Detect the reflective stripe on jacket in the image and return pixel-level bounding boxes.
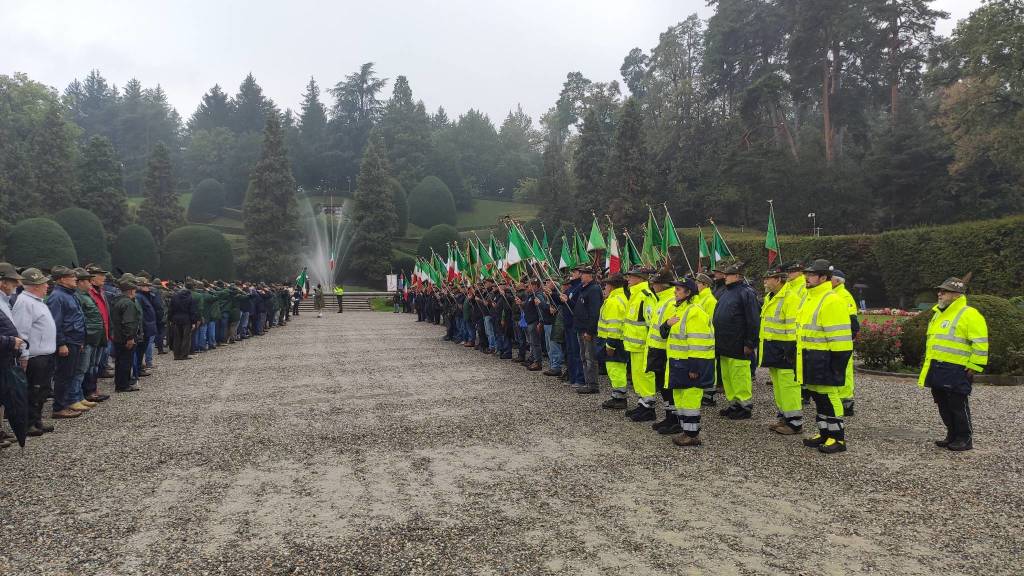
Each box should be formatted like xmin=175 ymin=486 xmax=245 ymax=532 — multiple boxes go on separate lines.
xmin=665 ymin=301 xmax=715 ymax=361
xmin=795 ymin=281 xmax=853 ymax=386
xmin=597 ymin=288 xmax=628 ymax=341
xmin=759 ymin=283 xmax=799 ymax=369
xmin=646 ymin=288 xmax=676 ymax=350
xmin=918 ymin=296 xmax=988 ymax=387
xmin=622 ymin=281 xmax=655 ymax=352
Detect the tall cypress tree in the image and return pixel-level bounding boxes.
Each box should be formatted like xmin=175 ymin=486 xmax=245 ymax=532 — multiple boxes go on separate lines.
xmin=349 ymin=136 xmax=397 ymax=284
xmin=77 ymin=135 xmax=129 ymax=239
xmin=137 ymin=142 xmax=184 ymax=246
xmin=243 ymin=113 xmax=300 ymax=280
xmin=30 ymin=104 xmax=79 ymax=215
xmin=605 ymin=98 xmax=650 ymax=229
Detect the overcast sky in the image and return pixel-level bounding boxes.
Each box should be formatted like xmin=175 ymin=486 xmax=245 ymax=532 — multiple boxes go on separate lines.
xmin=3 ymin=0 xmax=982 ymax=125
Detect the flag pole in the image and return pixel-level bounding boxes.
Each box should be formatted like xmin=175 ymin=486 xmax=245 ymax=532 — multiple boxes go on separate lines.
xmin=663 ymin=203 xmax=694 ymax=277
xmin=708 ymin=217 xmax=734 ymax=257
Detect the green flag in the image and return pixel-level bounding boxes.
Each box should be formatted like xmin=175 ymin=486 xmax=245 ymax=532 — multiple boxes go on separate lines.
xmin=586 ymin=217 xmax=607 ymax=252
xmin=559 ymin=235 xmax=576 ymax=270
xmin=574 ymin=230 xmax=588 ymax=264
xmin=506 ymin=225 xmax=533 ymax=266
xmin=711 ymin=223 xmax=732 ymax=267
xmin=663 ymin=209 xmax=681 ymax=253
xmin=542 ymin=227 xmax=550 ymax=252
xmin=765 ymin=208 xmax=780 ymax=266
xmin=623 ymin=234 xmax=641 ymax=271
xmin=295 ymin=268 xmax=307 ymax=290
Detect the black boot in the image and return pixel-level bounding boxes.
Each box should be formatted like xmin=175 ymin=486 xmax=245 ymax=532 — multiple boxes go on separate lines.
xmin=842 ymin=400 xmax=855 ymax=416
xmin=601 ymin=397 xmax=627 ymax=410
xmin=651 ymin=410 xmax=676 ymax=432
xmin=655 ymin=411 xmax=682 ymax=435
xmin=629 ymin=403 xmax=656 ymax=422
xmin=947 ymin=437 xmax=973 ymax=451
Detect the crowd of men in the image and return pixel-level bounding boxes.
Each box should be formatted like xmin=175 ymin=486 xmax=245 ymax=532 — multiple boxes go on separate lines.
xmin=0 ymin=261 xmax=302 ymax=450
xmin=406 ymin=259 xmax=989 ymax=453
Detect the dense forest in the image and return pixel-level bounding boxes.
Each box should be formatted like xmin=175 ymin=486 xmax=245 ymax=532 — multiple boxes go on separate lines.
xmin=1 ymin=0 xmax=1023 ymax=276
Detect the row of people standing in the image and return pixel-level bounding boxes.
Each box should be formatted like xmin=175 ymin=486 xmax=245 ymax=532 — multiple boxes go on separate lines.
xmin=407 ymin=258 xmax=988 ymax=453
xmin=0 ymin=261 xmax=299 ymax=449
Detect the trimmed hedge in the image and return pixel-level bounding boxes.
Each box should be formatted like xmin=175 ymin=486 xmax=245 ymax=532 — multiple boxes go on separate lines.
xmin=4 ymin=217 xmax=78 ymax=269
xmin=52 ymin=207 xmax=111 ymax=269
xmin=408 ymin=175 xmax=456 ymax=229
xmin=899 ymin=294 xmax=1024 ymax=375
xmin=416 ymin=224 xmax=460 ymax=259
xmin=674 ymin=215 xmax=1024 ymax=307
xmin=161 ymin=225 xmax=235 ymax=280
xmin=187 ymin=178 xmax=226 ymax=222
xmin=112 ymin=224 xmax=160 ymax=274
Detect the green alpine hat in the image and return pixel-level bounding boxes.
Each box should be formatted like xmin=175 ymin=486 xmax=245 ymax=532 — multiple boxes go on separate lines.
xmin=20 ymin=268 xmax=50 ymax=286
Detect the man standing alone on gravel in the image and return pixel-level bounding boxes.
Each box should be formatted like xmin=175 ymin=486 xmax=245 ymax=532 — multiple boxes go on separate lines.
xmin=918 ymin=275 xmax=988 ymax=452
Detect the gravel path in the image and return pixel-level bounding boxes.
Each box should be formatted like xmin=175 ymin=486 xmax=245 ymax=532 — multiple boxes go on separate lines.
xmin=1 ymin=311 xmax=1021 ymax=575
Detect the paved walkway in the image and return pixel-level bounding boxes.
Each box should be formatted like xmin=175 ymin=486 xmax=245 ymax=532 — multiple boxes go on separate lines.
xmin=0 ymin=311 xmax=1021 ymax=575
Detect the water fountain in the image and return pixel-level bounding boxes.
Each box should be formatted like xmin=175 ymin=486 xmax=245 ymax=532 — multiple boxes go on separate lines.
xmin=296 ymin=191 xmax=356 ymax=293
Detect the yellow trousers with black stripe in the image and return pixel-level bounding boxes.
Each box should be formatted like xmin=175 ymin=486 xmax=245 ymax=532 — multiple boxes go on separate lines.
xmin=630 ymin=349 xmax=656 ymax=400
xmin=608 ymin=361 xmax=628 ymax=397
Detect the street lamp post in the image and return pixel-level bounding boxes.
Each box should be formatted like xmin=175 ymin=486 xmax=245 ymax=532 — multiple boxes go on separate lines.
xmin=807 ymin=212 xmax=816 ymax=236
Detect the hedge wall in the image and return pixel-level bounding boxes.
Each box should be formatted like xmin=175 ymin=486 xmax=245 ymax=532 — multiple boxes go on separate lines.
xmin=52 ymin=207 xmax=112 ymax=269
xmin=4 ymin=217 xmax=78 ymax=269
xmin=161 ymin=225 xmax=234 ymax=280
xmin=673 ymin=216 xmax=1024 ymax=307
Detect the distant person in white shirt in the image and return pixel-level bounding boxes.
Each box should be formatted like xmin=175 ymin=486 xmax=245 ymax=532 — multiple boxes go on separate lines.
xmin=12 ymin=268 xmax=60 ymax=433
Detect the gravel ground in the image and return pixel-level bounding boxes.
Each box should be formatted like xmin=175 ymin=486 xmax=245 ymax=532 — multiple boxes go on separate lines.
xmin=0 ymin=311 xmax=1021 ymax=575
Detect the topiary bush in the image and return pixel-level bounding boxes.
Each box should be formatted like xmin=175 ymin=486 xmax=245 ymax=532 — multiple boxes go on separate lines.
xmin=408 ymin=175 xmax=456 ymax=229
xmin=187 ymin=178 xmax=226 ymax=222
xmin=112 ymin=224 xmax=160 ymax=274
xmin=4 ymin=217 xmax=78 ymax=269
xmin=161 ymin=225 xmax=234 ymax=280
xmin=392 ymin=251 xmax=416 ymax=278
xmin=52 ymin=207 xmax=111 ymax=269
xmin=416 ymin=224 xmax=460 ymax=259
xmin=390 ymin=178 xmax=408 ymax=237
xmin=899 ymin=294 xmax=1024 ymax=375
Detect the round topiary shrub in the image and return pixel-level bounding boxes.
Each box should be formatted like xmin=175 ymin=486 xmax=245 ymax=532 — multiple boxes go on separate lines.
xmin=112 ymin=224 xmax=160 ymax=274
xmin=52 ymin=207 xmax=111 ymax=269
xmin=899 ymin=294 xmax=1024 ymax=374
xmin=4 ymin=217 xmax=78 ymax=269
xmin=416 ymin=224 xmax=460 ymax=259
xmin=161 ymin=225 xmax=234 ymax=281
xmin=392 ymin=252 xmax=416 ymax=278
xmin=187 ymin=178 xmax=226 ymax=222
xmin=408 ymin=175 xmax=456 ymax=229
xmin=390 ymin=178 xmax=408 ymax=237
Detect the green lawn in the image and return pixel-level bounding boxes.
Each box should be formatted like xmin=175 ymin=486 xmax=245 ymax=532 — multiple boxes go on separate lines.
xmin=457 ymin=198 xmax=539 ymax=229
xmin=127 ymin=192 xmax=192 ymax=209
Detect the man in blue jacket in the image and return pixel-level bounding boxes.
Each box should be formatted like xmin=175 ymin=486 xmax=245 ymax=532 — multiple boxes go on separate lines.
xmin=712 ymin=262 xmax=761 ymax=419
xmin=572 ymin=265 xmax=603 ymax=394
xmin=46 ymin=266 xmax=86 ymax=417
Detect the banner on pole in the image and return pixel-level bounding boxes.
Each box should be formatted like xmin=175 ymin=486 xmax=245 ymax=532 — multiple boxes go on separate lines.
xmin=386 ymin=274 xmax=398 ymax=292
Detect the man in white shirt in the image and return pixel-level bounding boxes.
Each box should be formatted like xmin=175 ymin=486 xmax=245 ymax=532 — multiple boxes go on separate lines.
xmin=12 ymin=268 xmax=61 ymax=433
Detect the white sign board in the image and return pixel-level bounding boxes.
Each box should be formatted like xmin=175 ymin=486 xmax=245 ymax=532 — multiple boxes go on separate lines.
xmin=386 ymin=274 xmax=398 ymax=292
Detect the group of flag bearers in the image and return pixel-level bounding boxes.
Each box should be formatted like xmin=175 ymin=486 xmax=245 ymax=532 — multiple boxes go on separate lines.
xmin=406 ymin=205 xmax=990 ymax=453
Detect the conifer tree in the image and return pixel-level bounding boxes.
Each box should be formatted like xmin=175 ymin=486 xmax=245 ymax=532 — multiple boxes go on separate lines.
xmin=348 ymin=136 xmax=397 ymax=284
xmin=605 ymin=98 xmax=650 ymax=229
xmin=243 ymin=113 xmax=300 ymax=280
xmin=30 ymin=104 xmax=78 ymax=215
xmin=189 ymin=84 xmax=232 ymax=133
xmin=76 ymin=135 xmax=129 ymax=239
xmin=380 ymin=76 xmax=432 ymax=192
xmin=137 ymin=142 xmax=184 ymax=246
xmin=572 ymin=108 xmax=610 ymax=221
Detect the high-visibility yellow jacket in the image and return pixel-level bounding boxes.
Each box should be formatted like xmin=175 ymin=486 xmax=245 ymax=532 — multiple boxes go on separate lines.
xmin=918 ymin=295 xmax=988 ymax=389
xmin=832 ymin=283 xmax=857 ymax=316
xmin=759 ymin=282 xmax=799 ymax=369
xmin=597 ymin=287 xmax=628 ymax=342
xmin=787 ymin=275 xmax=807 ymax=305
xmin=795 ymin=281 xmax=853 ymax=386
xmin=646 ymin=287 xmax=677 ymax=350
xmin=693 ymin=287 xmax=717 ymax=320
xmin=622 ymin=281 xmax=655 ymax=352
xmin=665 ymin=300 xmax=715 ymax=361
xmin=334 ymin=286 xmax=345 ymax=296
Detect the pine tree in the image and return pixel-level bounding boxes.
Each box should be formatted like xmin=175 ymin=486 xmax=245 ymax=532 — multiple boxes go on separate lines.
xmin=381 ymin=76 xmax=432 ymax=192
xmin=137 ymin=142 xmax=184 ymax=246
xmin=296 ymin=77 xmax=329 ymax=190
xmin=349 ymin=136 xmax=397 ymax=284
xmin=572 ymin=108 xmax=610 ymax=222
xmin=77 ymin=135 xmax=129 ymax=239
xmin=231 ymin=73 xmax=276 ymax=134
xmin=605 ymin=98 xmax=650 ymax=229
xmin=536 ymin=132 xmax=573 ymax=225
xmin=189 ymin=84 xmax=232 ymax=133
xmin=243 ymin=113 xmax=300 ymax=280
xmin=29 ymin=104 xmax=78 ymax=215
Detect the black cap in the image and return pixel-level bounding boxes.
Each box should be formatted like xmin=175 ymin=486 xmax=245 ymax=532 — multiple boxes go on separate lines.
xmin=804 ymin=259 xmax=834 ymax=274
